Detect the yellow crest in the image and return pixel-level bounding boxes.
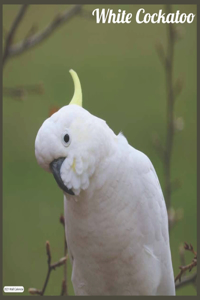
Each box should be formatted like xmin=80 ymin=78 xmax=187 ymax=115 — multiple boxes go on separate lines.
xmin=69 ymin=69 xmax=82 ymax=107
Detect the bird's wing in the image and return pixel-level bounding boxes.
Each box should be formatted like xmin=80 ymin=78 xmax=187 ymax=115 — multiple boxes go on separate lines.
xmin=125 ymin=146 xmax=175 ymax=295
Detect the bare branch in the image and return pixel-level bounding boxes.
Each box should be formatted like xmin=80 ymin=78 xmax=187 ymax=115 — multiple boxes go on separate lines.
xmin=175 ymin=272 xmax=197 ymax=290
xmin=3 ymin=5 xmax=29 ymax=67
xmin=155 ymin=5 xmax=185 ymax=211
xmin=60 ymin=214 xmax=68 ymax=296
xmin=46 ymin=241 xmax=51 ymax=266
xmin=3 ymin=83 xmax=44 ymax=100
xmin=163 ymin=5 xmax=176 ymax=210
xmin=51 ymin=256 xmax=68 ymax=269
xmin=175 ymin=243 xmax=197 ymax=284
xmin=28 ymin=240 xmax=67 ymax=296
xmin=184 ymin=242 xmax=197 ymax=256
xmin=24 ymin=24 xmax=38 ymax=40
xmin=28 ymin=288 xmax=43 ymax=295
xmin=179 ymin=244 xmax=186 ymax=266
xmin=61 ymin=279 xmax=67 ymax=296
xmin=175 ymin=262 xmax=197 ymax=284
xmin=3 ymin=87 xmax=26 ymax=101
xmin=4 ymin=5 xmax=82 ymax=63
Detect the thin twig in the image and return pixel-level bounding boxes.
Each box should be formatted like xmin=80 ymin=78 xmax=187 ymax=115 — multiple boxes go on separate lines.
xmin=175 ymin=272 xmax=197 ymax=290
xmin=3 ymin=5 xmax=29 ymax=67
xmin=60 ymin=214 xmax=68 ymax=296
xmin=154 ymin=5 xmax=185 ymax=221
xmin=4 ymin=5 xmax=82 ymax=63
xmin=61 ymin=279 xmax=67 ymax=296
xmin=3 ymin=83 xmax=44 ymax=100
xmin=183 ymin=242 xmax=197 ymax=256
xmin=28 ymin=241 xmax=67 ymax=296
xmin=179 ymin=244 xmax=186 ymax=266
xmin=175 ymin=260 xmax=197 ymax=283
xmin=175 ymin=243 xmax=197 ymax=284
xmin=163 ymin=4 xmax=175 ymax=210
xmin=154 ymin=5 xmax=176 ymax=212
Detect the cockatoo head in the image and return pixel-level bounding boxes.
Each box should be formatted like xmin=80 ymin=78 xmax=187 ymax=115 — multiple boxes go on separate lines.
xmin=35 ymin=70 xmax=117 ymax=196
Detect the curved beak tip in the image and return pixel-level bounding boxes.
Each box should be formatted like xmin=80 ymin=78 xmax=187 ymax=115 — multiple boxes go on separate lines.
xmin=50 ymin=158 xmax=75 ymax=196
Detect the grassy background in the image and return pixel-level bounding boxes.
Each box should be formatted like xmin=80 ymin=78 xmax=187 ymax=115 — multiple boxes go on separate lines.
xmin=3 ymin=4 xmax=197 ymax=296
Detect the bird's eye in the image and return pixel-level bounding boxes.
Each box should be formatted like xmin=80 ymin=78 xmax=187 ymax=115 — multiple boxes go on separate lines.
xmin=62 ymin=132 xmax=71 ymax=147
xmin=64 ymin=134 xmax=70 ymax=143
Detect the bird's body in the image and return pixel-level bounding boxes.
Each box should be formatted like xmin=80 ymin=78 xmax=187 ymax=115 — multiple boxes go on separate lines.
xmin=35 ymin=70 xmax=175 ymax=295
xmin=64 ymin=133 xmax=175 ymax=295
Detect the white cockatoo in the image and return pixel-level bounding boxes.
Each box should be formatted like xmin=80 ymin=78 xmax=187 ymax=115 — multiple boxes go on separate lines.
xmin=35 ymin=70 xmax=175 ymax=296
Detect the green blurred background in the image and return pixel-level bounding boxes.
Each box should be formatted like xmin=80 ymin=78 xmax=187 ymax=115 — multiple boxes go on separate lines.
xmin=3 ymin=4 xmax=197 ymax=296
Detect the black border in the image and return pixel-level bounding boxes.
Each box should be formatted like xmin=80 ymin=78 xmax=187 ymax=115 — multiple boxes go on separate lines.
xmin=1 ymin=1 xmax=198 ymax=299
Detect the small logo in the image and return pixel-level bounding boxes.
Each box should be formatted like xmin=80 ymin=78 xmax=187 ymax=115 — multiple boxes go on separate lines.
xmin=3 ymin=286 xmax=24 ymax=293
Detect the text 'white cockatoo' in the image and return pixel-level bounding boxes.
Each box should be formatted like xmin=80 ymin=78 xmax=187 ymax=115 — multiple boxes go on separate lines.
xmin=35 ymin=70 xmax=175 ymax=295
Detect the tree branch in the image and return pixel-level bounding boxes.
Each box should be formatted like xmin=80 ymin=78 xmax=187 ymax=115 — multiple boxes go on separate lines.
xmin=60 ymin=214 xmax=68 ymax=296
xmin=154 ymin=9 xmax=196 ymax=293
xmin=163 ymin=4 xmax=175 ymax=210
xmin=154 ymin=5 xmax=185 ymax=215
xmin=3 ymin=83 xmax=44 ymax=100
xmin=175 ymin=243 xmax=197 ymax=284
xmin=3 ymin=5 xmax=29 ymax=67
xmin=28 ymin=241 xmax=67 ymax=296
xmin=175 ymin=272 xmax=197 ymax=290
xmin=3 ymin=5 xmax=82 ymax=64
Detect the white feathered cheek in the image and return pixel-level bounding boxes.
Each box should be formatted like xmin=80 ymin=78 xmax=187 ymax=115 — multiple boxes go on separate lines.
xmin=60 ymin=153 xmax=96 ymax=196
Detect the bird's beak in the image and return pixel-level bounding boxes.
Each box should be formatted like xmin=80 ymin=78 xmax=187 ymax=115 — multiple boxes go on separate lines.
xmin=50 ymin=158 xmax=75 ymax=195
